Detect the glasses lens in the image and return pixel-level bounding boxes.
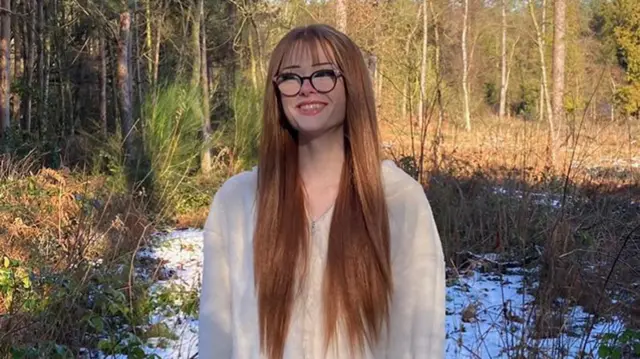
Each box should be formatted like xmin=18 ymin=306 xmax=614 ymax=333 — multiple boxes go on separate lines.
xmin=277 ymin=74 xmax=301 ymax=96
xmin=312 ymin=70 xmax=337 ymax=93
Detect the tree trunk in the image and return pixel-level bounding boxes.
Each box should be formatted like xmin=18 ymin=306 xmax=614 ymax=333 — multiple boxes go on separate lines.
xmin=372 ymin=1 xmax=381 ymax=102
xmin=505 ymin=37 xmax=519 ymax=117
xmin=461 ymin=0 xmax=471 ymax=131
xmin=198 ymin=0 xmax=212 ymax=174
xmin=118 ymin=11 xmax=134 ymax=167
xmin=376 ymin=61 xmax=382 ymax=100
xmin=336 ymin=0 xmax=347 ymax=33
xmin=551 ymin=0 xmax=566 ymax=145
xmin=431 ymin=0 xmax=445 ymax=169
xmin=191 ymin=0 xmax=201 ymax=87
xmin=610 ymin=74 xmax=617 ymax=122
xmin=23 ymin=0 xmax=35 ymax=134
xmin=36 ymin=0 xmax=46 ymax=140
xmin=499 ymin=0 xmax=508 ymax=120
xmin=248 ymin=30 xmax=258 ymax=91
xmin=249 ymin=17 xmax=265 ymax=91
xmin=133 ymin=0 xmax=143 ymax=117
xmin=99 ymin=22 xmax=108 ymax=136
xmin=153 ymin=16 xmax=161 ymax=87
xmin=211 ymin=1 xmax=237 ymax=129
xmin=0 ymin=0 xmax=11 ymax=137
xmin=418 ymin=0 xmax=428 ymax=128
xmin=12 ymin=0 xmax=22 ymax=127
xmin=401 ymin=6 xmax=422 ymax=122
xmin=529 ymin=0 xmax=553 ymax=132
xmin=538 ymin=0 xmax=546 ymax=122
xmin=145 ymin=0 xmax=153 ymax=86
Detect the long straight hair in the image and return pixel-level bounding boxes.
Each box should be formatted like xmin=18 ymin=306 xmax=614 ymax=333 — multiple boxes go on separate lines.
xmin=253 ymin=24 xmax=392 ymax=359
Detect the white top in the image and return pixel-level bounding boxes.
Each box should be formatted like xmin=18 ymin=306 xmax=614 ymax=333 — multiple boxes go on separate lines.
xmin=199 ymin=160 xmax=446 ymax=359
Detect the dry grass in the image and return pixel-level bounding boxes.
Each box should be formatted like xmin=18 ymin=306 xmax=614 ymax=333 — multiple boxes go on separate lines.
xmin=0 ymin=153 xmax=156 ymax=356
xmin=381 ymin=116 xmax=640 ymax=355
xmin=1 ymin=115 xmax=638 ymax=357
xmin=1 ymin=162 xmax=151 ymax=269
xmin=382 ymin=116 xmax=638 ymax=188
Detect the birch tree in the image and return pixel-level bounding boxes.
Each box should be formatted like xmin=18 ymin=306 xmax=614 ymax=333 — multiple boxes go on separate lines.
xmin=499 ymin=0 xmax=508 ymax=120
xmin=529 ymin=0 xmax=554 ymax=145
xmin=431 ymin=0 xmax=445 ymax=151
xmin=336 ymin=0 xmax=347 ymax=33
xmin=418 ymin=0 xmax=428 ymax=128
xmin=402 ymin=6 xmax=422 ymax=121
xmin=461 ymin=0 xmax=471 ymax=131
xmin=551 ymin=0 xmax=566 ymax=145
xmin=197 ymin=0 xmax=212 ymax=174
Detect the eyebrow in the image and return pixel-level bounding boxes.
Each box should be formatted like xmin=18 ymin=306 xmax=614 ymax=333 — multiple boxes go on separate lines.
xmin=280 ymin=62 xmax=334 ymax=70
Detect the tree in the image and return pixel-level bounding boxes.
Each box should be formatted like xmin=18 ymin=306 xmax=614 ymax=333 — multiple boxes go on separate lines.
xmin=499 ymin=0 xmax=508 ymax=120
xmin=551 ymin=0 xmax=566 ymax=144
xmin=118 ymin=9 xmax=135 ymax=169
xmin=0 ymin=0 xmax=10 ymax=138
xmin=419 ymin=0 xmax=428 ymax=127
xmin=99 ymin=0 xmax=108 ymax=136
xmin=401 ymin=5 xmax=422 ymax=122
xmin=529 ymin=0 xmax=555 ymax=160
xmin=461 ymin=0 xmax=471 ymax=131
xmin=337 ymin=0 xmax=347 ymax=33
xmin=196 ymin=0 xmax=212 ymax=174
xmin=36 ymin=0 xmax=48 ymax=140
xmin=599 ymin=0 xmax=640 ymax=117
xmin=191 ymin=1 xmax=201 ymax=87
xmin=22 ymin=0 xmax=36 ymax=135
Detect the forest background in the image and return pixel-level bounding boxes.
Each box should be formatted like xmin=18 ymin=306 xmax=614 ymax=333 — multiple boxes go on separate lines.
xmin=0 ymin=0 xmax=639 ymax=357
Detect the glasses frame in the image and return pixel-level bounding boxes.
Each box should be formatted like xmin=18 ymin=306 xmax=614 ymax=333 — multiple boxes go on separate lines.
xmin=272 ymin=68 xmax=343 ymax=97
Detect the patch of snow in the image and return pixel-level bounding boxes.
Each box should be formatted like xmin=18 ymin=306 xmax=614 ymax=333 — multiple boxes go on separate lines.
xmin=491 ymin=186 xmax=566 ymax=209
xmin=139 ymin=229 xmax=204 ymax=359
xmin=445 ymin=268 xmax=624 ymax=358
xmin=91 ymin=230 xmax=625 ymax=359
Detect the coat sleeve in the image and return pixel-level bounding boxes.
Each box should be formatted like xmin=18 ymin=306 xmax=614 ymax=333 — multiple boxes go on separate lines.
xmin=198 ymin=191 xmax=233 ymax=359
xmin=384 ymin=188 xmax=446 ymax=359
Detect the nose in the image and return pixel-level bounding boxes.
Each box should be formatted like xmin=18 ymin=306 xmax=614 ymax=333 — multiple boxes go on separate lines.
xmin=298 ymin=77 xmax=316 ymax=96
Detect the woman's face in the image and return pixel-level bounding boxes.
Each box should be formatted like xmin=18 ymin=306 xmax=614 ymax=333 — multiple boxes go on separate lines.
xmin=276 ymin=43 xmax=347 ymax=139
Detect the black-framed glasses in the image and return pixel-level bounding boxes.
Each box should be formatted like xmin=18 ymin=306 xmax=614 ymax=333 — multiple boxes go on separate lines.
xmin=273 ymin=68 xmax=343 ymax=97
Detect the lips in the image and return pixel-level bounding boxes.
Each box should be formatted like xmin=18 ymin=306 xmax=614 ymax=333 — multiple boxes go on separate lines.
xmin=296 ymin=101 xmax=327 ymax=116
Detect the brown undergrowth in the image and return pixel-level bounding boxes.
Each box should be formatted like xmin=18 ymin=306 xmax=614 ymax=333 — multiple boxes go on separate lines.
xmin=0 ymin=153 xmax=155 ymax=356
xmin=382 ymin=116 xmax=639 ymax=187
xmin=1 ymin=115 xmax=637 ymax=357
xmin=384 ymin=117 xmax=639 ymax=354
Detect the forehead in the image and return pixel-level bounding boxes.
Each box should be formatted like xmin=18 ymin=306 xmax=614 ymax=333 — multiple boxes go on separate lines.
xmin=280 ymin=40 xmax=337 ymax=70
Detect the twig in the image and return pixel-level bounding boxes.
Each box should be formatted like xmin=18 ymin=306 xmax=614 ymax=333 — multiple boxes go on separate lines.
xmin=579 ymin=222 xmax=640 ymax=356
xmin=128 ymin=223 xmax=152 ymax=336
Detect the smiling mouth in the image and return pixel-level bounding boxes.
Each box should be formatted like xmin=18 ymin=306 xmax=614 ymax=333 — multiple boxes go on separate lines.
xmin=297 ymin=102 xmax=327 ymax=115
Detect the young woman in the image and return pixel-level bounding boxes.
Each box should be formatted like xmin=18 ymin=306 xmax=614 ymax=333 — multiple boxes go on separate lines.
xmin=199 ymin=24 xmax=445 ymax=359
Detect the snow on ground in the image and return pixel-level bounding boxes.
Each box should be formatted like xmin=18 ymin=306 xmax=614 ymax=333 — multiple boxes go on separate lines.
xmin=136 ymin=229 xmax=204 ymax=359
xmin=445 ymin=266 xmax=624 ymax=358
xmin=491 ymin=186 xmax=565 ymax=208
xmin=112 ymin=229 xmax=623 ymax=359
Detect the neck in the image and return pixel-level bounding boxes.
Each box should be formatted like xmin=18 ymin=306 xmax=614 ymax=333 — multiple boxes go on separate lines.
xmin=298 ymin=127 xmax=345 ymax=187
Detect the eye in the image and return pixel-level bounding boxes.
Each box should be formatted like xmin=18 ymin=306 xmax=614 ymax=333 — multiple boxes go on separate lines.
xmin=276 ymin=73 xmax=300 ymax=83
xmin=313 ymin=69 xmax=337 ymax=78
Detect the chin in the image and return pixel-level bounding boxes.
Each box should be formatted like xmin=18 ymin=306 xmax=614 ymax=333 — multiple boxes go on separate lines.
xmin=294 ymin=121 xmax=343 ymax=140
xmin=296 ymin=126 xmax=330 ymax=138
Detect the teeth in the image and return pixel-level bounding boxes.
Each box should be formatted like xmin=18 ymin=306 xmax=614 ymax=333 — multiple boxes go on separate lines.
xmin=300 ymin=103 xmax=324 ymax=111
